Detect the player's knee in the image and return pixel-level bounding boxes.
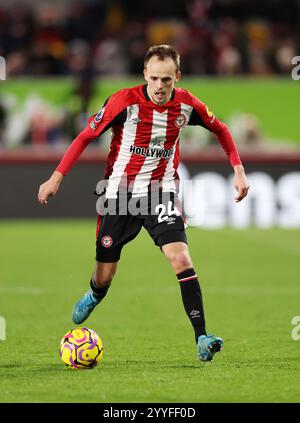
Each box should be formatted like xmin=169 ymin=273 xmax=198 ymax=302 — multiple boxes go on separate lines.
xmin=166 ymin=251 xmax=192 ymax=273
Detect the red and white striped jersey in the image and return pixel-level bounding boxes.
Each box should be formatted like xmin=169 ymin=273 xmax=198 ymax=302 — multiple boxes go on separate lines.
xmin=56 ymin=84 xmax=241 ymax=198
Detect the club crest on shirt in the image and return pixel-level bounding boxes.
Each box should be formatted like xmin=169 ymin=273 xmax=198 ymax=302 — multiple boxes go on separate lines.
xmin=174 ymin=114 xmax=187 ymax=128
xmin=101 ymin=235 xmax=113 ymax=248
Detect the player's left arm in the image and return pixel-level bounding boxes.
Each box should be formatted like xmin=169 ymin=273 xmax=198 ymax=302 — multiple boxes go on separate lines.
xmin=232 ymin=164 xmax=249 ymax=203
xmin=189 ymin=96 xmax=250 ymax=202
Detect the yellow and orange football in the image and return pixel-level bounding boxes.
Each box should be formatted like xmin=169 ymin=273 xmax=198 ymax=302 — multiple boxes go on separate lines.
xmin=60 ymin=327 xmax=104 ymax=369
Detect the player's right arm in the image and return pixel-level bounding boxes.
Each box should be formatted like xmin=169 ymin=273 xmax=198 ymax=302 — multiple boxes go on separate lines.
xmin=37 ymin=118 xmax=103 ymax=205
xmin=37 ymin=90 xmax=129 ymax=205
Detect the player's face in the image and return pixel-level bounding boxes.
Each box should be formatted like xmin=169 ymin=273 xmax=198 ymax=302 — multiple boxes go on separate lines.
xmin=144 ymin=56 xmax=181 ymax=105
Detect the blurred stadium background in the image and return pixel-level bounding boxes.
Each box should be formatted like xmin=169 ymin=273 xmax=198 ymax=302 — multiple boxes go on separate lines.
xmin=0 ymin=0 xmax=300 ymax=405
xmin=0 ymin=0 xmax=299 ymax=225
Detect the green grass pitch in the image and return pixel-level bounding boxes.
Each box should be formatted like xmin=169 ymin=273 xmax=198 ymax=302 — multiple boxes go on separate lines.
xmin=0 ymin=220 xmax=299 ymax=403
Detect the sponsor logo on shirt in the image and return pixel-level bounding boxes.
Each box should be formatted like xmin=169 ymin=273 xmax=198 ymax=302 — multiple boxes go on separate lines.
xmin=130 ymin=145 xmax=174 ymax=160
xmin=150 ymin=136 xmax=166 ymax=148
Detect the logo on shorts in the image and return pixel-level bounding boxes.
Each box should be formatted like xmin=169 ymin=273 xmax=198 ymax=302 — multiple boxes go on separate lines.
xmin=101 ymin=235 xmax=113 ymax=248
xmin=174 ymin=114 xmax=187 ymax=128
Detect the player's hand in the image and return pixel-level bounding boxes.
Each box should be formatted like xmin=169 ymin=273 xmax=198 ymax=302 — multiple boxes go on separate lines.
xmin=233 ymin=165 xmax=250 ymax=203
xmin=38 ymin=171 xmax=64 ymax=205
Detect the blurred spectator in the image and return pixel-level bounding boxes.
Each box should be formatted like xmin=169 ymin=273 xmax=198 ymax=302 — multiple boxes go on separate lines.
xmin=22 ymin=108 xmax=65 ymax=146
xmin=94 ymin=38 xmax=129 ymax=75
xmin=124 ymin=21 xmax=147 ymax=74
xmin=30 ymin=5 xmax=65 ymax=75
xmin=244 ymin=21 xmax=272 ymax=75
xmin=275 ymin=38 xmax=298 ymax=74
xmin=64 ymin=39 xmax=97 ymax=138
xmin=229 ymin=113 xmax=264 ymax=149
xmin=1 ymin=2 xmax=34 ymax=76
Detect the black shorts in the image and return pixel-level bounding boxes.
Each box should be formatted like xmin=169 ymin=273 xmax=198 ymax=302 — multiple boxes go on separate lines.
xmin=95 ymin=191 xmax=187 ymax=262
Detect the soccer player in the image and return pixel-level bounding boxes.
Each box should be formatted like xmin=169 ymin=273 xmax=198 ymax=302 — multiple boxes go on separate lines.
xmin=38 ymin=45 xmax=249 ymax=362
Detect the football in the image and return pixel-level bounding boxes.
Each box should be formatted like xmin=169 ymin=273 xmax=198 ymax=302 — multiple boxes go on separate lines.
xmin=60 ymin=327 xmax=104 ymax=369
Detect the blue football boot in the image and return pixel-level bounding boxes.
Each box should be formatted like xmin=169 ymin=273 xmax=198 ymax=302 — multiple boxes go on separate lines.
xmin=197 ymin=334 xmax=224 ymax=362
xmin=72 ymin=290 xmax=101 ymax=324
